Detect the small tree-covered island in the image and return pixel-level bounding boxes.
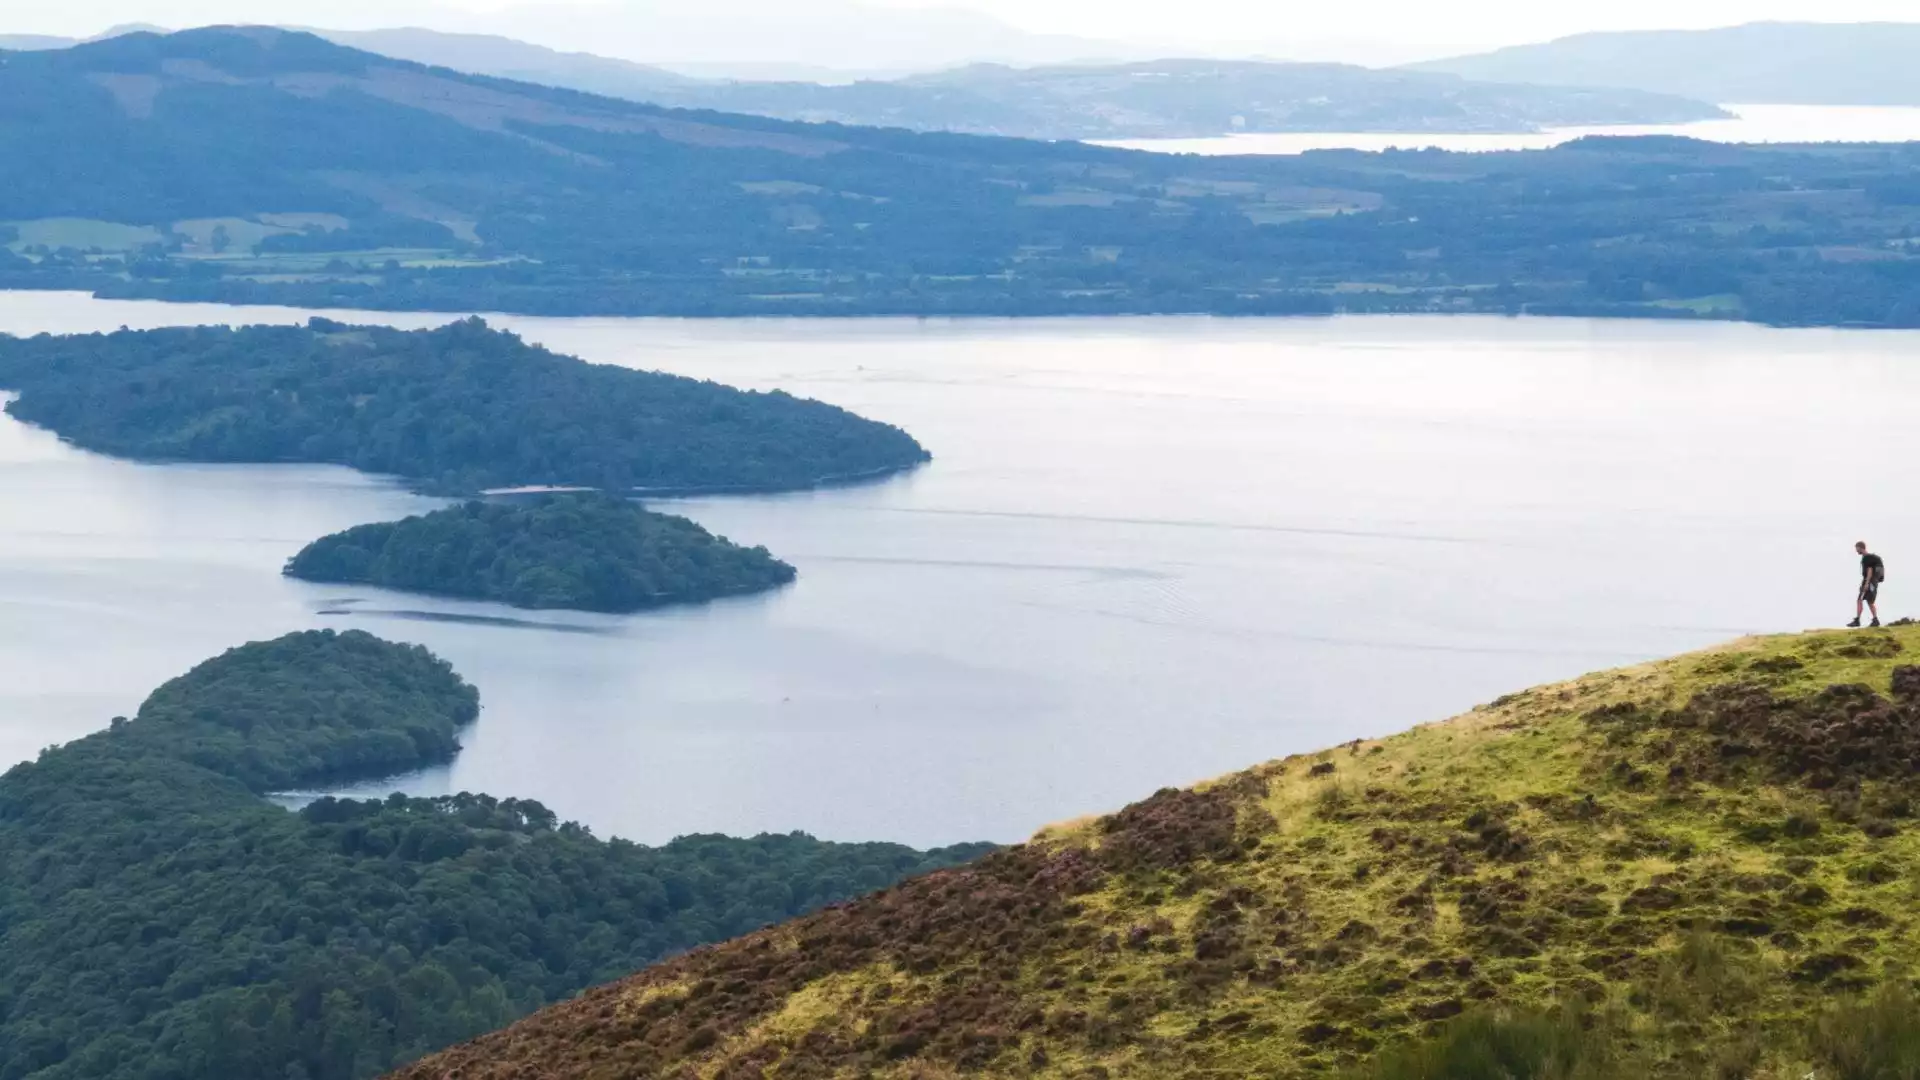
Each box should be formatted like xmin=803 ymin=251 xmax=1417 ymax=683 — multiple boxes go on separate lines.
xmin=285 ymin=494 xmax=796 ymax=612
xmin=0 ymin=317 xmax=930 ymax=495
xmin=0 ymin=629 xmax=993 ymax=1080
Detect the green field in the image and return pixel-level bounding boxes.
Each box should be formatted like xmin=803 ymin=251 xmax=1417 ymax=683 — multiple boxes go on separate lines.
xmin=5 ymin=217 xmax=166 ymax=252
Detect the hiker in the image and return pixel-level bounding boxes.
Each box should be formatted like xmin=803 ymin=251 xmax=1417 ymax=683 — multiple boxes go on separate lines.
xmin=1850 ymin=541 xmax=1886 ymax=628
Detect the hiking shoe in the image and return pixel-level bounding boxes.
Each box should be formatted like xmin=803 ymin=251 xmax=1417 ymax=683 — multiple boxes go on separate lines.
xmin=1873 ymin=618 xmax=1883 ymax=628
xmin=1848 ymin=618 xmax=1862 ymax=628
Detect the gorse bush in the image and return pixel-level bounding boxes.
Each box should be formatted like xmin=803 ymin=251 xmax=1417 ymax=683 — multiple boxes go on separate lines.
xmin=1816 ymin=986 xmax=1920 ymax=1080
xmin=1355 ymin=962 xmax=1920 ymax=1080
xmin=1352 ymin=1008 xmax=1615 ymax=1080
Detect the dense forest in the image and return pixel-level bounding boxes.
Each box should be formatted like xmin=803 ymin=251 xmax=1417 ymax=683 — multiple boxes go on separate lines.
xmin=0 ymin=318 xmax=928 ymax=495
xmin=107 ymin=628 xmax=479 ymax=790
xmin=285 ymin=494 xmax=796 ymax=612
xmin=0 ymin=629 xmax=991 ymax=1080
xmin=4 ymin=28 xmax=1920 ymax=325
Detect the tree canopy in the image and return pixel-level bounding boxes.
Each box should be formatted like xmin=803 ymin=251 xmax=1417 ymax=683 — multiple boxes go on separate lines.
xmin=0 ymin=318 xmax=929 ymax=495
xmin=0 ymin=630 xmax=992 ymax=1080
xmin=285 ymin=494 xmax=796 ymax=612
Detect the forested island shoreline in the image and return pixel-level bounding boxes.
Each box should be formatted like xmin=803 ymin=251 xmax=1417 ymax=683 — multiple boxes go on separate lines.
xmin=0 ymin=629 xmax=993 ymax=1080
xmin=286 ymin=495 xmax=797 ymax=614
xmin=0 ymin=318 xmax=931 ymax=497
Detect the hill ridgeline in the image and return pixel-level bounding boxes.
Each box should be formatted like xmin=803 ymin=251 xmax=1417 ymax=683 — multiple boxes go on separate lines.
xmin=1417 ymin=22 xmax=1920 ymax=107
xmin=394 ymin=626 xmax=1920 ymax=1078
xmin=6 ymin=27 xmax=1920 ymax=324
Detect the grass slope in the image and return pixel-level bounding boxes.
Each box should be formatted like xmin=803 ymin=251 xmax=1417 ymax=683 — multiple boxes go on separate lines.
xmin=394 ymin=625 xmax=1920 ymax=1079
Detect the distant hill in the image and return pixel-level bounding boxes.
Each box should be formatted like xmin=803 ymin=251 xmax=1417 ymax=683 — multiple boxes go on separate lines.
xmin=415 ymin=0 xmax=1128 ymax=79
xmin=1416 ymin=22 xmax=1920 ymax=106
xmin=312 ymin=26 xmax=699 ymax=100
xmin=0 ymin=33 xmax=75 ymax=50
xmin=0 ymin=25 xmax=1723 ymax=137
xmin=395 ymin=625 xmax=1920 ymax=1079
xmin=625 ymin=58 xmax=1726 ymax=139
xmin=5 ymin=27 xmax=1920 ymax=325
xmin=0 ymin=2 xmax=1127 ymax=77
xmin=0 ymin=22 xmax=167 ymax=50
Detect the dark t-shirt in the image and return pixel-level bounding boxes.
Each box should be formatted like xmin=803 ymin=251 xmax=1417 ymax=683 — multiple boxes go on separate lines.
xmin=1863 ymin=553 xmax=1885 ymax=582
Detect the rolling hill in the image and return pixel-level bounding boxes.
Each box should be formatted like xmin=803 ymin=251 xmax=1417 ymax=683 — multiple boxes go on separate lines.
xmin=393 ymin=625 xmax=1920 ymax=1078
xmin=313 ymin=27 xmax=700 ymax=100
xmin=2 ymin=26 xmax=1725 ymax=138
xmin=1417 ymin=22 xmax=1920 ymax=107
xmin=0 ymin=33 xmax=76 ymax=50
xmin=0 ymin=3 xmax=1128 ymax=77
xmin=5 ymin=27 xmax=1920 ymax=325
xmin=618 ymin=59 xmax=1725 ymax=140
xmin=286 ymin=35 xmax=1727 ymax=139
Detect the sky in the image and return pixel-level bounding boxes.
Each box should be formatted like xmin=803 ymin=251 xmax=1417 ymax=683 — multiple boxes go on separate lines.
xmin=7 ymin=0 xmax=1920 ymax=66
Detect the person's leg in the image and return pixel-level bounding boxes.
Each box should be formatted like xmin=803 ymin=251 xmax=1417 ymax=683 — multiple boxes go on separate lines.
xmin=1852 ymin=587 xmax=1866 ymax=627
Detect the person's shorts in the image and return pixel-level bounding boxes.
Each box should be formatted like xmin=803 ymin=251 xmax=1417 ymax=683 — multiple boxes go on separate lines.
xmin=1864 ymin=581 xmax=1882 ymax=603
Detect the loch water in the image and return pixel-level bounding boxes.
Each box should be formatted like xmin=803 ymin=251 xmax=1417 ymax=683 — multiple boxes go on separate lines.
xmin=3 ymin=290 xmax=1916 ymax=846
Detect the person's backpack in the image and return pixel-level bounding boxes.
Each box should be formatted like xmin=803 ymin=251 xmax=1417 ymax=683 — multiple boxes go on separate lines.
xmin=1879 ymin=558 xmax=1889 ymax=584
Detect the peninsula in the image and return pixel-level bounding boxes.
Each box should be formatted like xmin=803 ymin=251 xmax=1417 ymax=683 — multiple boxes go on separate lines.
xmin=0 ymin=318 xmax=930 ymax=495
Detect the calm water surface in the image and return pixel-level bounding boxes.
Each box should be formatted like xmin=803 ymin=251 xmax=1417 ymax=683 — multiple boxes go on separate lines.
xmin=3 ymin=291 xmax=1917 ymax=845
xmin=1100 ymin=103 xmax=1920 ymax=155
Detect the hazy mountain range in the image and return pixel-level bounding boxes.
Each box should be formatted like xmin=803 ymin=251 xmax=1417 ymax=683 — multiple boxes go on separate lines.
xmin=3 ymin=27 xmax=1918 ymax=327
xmin=0 ymin=25 xmax=1724 ymax=139
xmin=607 ymin=59 xmax=1722 ymax=139
xmin=1 ymin=1 xmax=1135 ymax=79
xmin=1418 ymin=22 xmax=1920 ymax=106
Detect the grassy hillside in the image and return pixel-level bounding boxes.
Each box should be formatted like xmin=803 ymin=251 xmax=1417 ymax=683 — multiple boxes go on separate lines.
xmin=7 ymin=28 xmax=1920 ymax=324
xmin=395 ymin=625 xmax=1920 ymax=1078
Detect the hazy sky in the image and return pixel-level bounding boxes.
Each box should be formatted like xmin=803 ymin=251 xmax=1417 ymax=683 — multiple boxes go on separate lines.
xmin=11 ymin=0 xmax=1920 ymax=64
